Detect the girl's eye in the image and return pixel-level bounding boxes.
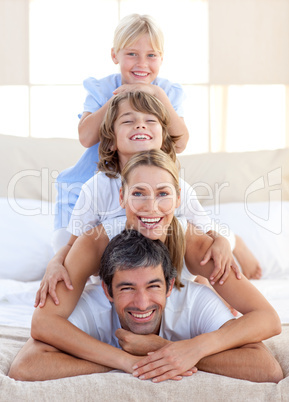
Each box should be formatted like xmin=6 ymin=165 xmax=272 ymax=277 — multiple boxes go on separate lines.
xmin=127 ymin=52 xmax=136 ymax=56
xmin=147 ymin=119 xmax=157 ymax=123
xmin=148 ymin=54 xmax=156 ymax=58
xmin=122 ymin=120 xmax=133 ymax=124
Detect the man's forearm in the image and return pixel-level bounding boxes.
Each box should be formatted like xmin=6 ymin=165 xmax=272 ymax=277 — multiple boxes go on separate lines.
xmin=197 ymin=342 xmax=283 ymax=383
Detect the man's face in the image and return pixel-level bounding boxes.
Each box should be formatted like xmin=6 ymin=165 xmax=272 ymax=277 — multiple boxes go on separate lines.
xmin=103 ymin=265 xmax=173 ymax=335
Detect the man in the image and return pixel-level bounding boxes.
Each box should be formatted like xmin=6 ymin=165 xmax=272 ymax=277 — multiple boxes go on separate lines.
xmin=9 ymin=230 xmax=283 ymax=383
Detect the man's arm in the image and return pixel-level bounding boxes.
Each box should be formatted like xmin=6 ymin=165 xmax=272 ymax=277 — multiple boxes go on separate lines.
xmin=123 ymin=321 xmax=283 ymax=383
xmin=28 ymin=227 xmax=139 ymax=378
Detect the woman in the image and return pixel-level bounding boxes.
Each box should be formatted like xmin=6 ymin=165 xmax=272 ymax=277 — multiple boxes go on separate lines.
xmin=25 ymin=150 xmax=281 ymax=381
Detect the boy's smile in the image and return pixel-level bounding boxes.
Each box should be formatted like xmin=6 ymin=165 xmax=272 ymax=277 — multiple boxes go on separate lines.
xmin=113 ymin=100 xmax=163 ymax=169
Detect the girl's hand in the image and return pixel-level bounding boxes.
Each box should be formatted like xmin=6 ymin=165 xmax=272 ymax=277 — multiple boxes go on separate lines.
xmin=113 ymin=83 xmax=157 ymax=96
xmin=34 ymin=262 xmax=73 ymax=308
xmin=201 ymin=237 xmax=241 ymax=285
xmin=132 ymin=340 xmax=198 ymax=383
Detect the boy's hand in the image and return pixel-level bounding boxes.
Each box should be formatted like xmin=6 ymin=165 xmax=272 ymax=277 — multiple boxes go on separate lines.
xmin=34 ymin=263 xmax=73 ymax=308
xmin=201 ymin=237 xmax=241 ymax=285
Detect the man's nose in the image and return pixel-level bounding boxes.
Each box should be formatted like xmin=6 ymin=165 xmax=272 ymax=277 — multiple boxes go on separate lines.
xmin=133 ymin=290 xmax=150 ymax=311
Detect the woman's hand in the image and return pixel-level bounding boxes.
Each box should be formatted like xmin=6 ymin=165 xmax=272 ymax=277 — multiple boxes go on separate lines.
xmin=201 ymin=236 xmax=241 ymax=285
xmin=34 ymin=261 xmax=73 ymax=308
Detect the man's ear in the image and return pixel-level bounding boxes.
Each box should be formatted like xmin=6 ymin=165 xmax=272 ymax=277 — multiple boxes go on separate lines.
xmin=111 ymin=48 xmax=119 ymax=65
xmin=166 ymin=278 xmax=175 ymax=298
xmin=119 ymin=187 xmax=125 ymax=209
xmin=102 ymin=281 xmax=113 ymax=302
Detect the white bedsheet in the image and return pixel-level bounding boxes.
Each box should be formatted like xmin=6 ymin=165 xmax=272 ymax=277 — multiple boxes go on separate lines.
xmin=0 ymin=278 xmax=289 ymax=328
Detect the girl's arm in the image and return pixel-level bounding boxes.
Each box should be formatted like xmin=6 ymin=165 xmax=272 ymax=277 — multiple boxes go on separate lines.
xmin=78 ymin=100 xmax=113 ymax=148
xmin=34 ymin=235 xmax=77 ymax=307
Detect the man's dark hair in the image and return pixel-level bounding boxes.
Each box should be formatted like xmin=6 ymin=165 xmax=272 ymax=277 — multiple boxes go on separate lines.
xmin=99 ymin=229 xmax=177 ymax=297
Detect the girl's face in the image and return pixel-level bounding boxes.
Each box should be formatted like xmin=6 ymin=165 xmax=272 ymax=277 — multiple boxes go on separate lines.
xmin=113 ymin=99 xmax=163 ymax=168
xmin=111 ymin=34 xmax=163 ymax=85
xmin=120 ymin=165 xmax=181 ymax=242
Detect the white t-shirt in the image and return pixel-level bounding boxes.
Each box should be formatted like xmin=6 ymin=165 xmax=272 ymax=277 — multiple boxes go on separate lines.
xmin=67 ymin=172 xmax=234 ymax=248
xmin=68 ymin=279 xmax=234 ymax=347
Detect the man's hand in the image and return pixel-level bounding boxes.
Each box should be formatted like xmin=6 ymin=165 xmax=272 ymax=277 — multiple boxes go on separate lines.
xmin=132 ymin=339 xmax=199 ymax=383
xmin=115 ymin=328 xmax=168 ymax=356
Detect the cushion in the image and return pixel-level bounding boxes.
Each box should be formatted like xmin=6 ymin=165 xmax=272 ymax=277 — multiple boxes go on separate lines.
xmin=0 ymin=198 xmax=54 ymax=281
xmin=178 ymin=148 xmax=289 ymax=205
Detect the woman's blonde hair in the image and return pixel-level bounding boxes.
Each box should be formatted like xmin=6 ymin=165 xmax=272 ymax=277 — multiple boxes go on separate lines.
xmin=98 ymin=91 xmax=178 ymax=178
xmin=121 ymin=149 xmax=185 ymax=289
xmin=113 ymin=14 xmax=164 ymax=56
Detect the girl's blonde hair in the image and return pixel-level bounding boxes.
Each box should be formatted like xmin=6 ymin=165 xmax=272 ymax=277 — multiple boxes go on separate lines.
xmin=98 ymin=91 xmax=178 ymax=178
xmin=121 ymin=149 xmax=185 ymax=289
xmin=113 ymin=14 xmax=164 ymax=56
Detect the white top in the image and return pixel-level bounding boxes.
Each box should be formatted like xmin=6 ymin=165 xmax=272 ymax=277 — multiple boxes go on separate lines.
xmin=68 ymin=279 xmax=234 ymax=347
xmin=67 ymin=171 xmax=235 ymax=249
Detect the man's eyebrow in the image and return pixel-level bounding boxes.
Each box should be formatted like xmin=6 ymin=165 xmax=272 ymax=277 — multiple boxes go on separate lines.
xmin=115 ymin=278 xmax=164 ymax=288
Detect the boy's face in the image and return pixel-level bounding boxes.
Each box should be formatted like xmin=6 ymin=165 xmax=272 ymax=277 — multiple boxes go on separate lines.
xmin=113 ymin=99 xmax=163 ymax=168
xmin=111 ymin=34 xmax=163 ymax=85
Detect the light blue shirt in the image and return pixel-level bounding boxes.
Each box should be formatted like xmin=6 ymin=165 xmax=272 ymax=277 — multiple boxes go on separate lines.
xmin=54 ymin=74 xmax=185 ymax=230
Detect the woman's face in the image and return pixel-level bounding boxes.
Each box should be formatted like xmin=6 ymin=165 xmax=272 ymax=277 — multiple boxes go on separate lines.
xmin=120 ymin=165 xmax=180 ymax=242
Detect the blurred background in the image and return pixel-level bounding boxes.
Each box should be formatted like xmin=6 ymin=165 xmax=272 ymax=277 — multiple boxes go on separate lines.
xmin=1 ymin=0 xmax=289 ymax=154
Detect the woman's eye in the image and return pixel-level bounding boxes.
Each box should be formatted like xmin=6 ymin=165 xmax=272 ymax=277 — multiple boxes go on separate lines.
xmin=131 ymin=191 xmax=143 ymax=197
xmin=158 ymin=192 xmax=169 ymax=197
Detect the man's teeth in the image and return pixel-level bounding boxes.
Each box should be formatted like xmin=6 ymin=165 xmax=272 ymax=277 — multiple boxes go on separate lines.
xmin=131 ymin=134 xmax=151 ymax=140
xmin=140 ymin=217 xmax=161 ymax=225
xmin=131 ymin=311 xmax=153 ymax=319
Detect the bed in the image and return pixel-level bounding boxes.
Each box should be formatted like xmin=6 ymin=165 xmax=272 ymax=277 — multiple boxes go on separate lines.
xmin=1 ymin=133 xmax=289 ymax=401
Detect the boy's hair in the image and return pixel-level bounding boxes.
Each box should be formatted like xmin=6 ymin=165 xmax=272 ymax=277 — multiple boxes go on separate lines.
xmin=121 ymin=149 xmax=185 ymax=290
xmin=99 ymin=229 xmax=177 ymax=297
xmin=98 ymin=91 xmax=178 ymax=178
xmin=113 ymin=14 xmax=164 ymax=56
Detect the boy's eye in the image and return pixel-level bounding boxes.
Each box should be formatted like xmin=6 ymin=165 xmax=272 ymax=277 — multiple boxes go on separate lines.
xmin=127 ymin=52 xmax=136 ymax=56
xmin=148 ymin=54 xmax=156 ymax=58
xmin=147 ymin=119 xmax=157 ymax=123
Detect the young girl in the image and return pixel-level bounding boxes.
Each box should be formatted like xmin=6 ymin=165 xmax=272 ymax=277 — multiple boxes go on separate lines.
xmin=35 ymin=91 xmax=239 ymax=307
xmin=24 ymin=150 xmax=280 ymax=382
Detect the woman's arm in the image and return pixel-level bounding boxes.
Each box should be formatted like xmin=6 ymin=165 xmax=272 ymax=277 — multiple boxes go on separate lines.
xmin=184 ymin=223 xmax=281 ymax=341
xmin=35 ymin=235 xmax=77 ymax=307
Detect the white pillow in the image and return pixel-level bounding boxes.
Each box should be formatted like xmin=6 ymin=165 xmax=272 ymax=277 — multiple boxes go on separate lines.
xmin=204 ymin=201 xmax=289 ymax=278
xmin=0 ymin=198 xmax=54 ymax=281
